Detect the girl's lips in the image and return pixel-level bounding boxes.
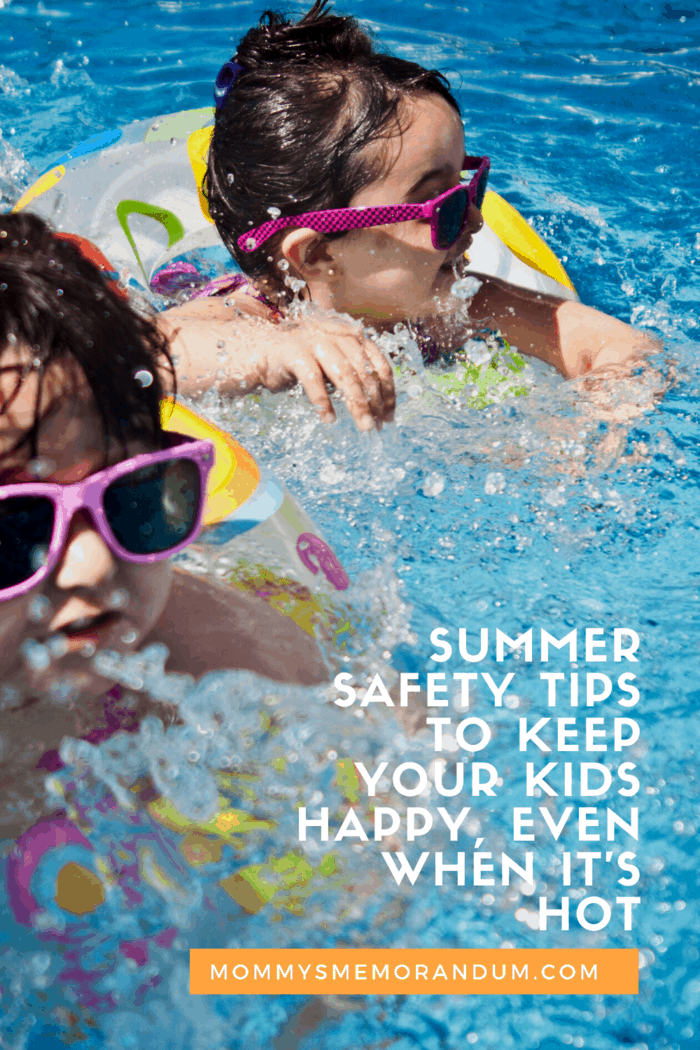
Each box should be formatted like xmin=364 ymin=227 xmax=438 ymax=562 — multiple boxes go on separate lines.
xmin=58 ymin=611 xmax=119 ymax=654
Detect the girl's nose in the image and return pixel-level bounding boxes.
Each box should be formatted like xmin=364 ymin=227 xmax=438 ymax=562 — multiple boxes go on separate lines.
xmin=53 ymin=510 xmax=116 ymax=590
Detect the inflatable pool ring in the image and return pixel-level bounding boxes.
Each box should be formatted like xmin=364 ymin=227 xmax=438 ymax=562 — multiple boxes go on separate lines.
xmin=4 ymin=737 xmax=352 ymax=1013
xmin=12 ymin=107 xmax=578 ymax=302
xmin=160 ymin=398 xmax=350 ymax=638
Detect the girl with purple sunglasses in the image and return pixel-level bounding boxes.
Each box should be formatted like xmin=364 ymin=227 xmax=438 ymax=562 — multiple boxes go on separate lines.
xmin=164 ymin=1 xmax=656 ymax=430
xmin=0 ymin=213 xmax=325 ymax=838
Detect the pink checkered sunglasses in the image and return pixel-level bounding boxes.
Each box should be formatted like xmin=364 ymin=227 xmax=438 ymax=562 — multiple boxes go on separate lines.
xmin=0 ymin=433 xmax=214 ymax=601
xmin=238 ymin=156 xmax=490 ymax=254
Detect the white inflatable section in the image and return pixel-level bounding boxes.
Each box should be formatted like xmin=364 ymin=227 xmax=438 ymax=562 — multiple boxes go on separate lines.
xmin=467 ymin=222 xmax=579 ymax=302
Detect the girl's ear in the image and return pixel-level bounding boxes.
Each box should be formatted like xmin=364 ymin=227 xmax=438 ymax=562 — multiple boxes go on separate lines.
xmin=280 ymin=228 xmax=337 ymax=279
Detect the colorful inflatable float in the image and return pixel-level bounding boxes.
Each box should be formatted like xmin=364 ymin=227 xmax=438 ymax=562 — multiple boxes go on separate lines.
xmin=12 ymin=106 xmax=578 ymax=301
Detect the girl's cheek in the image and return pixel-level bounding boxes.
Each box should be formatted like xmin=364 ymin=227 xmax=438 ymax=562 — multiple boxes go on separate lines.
xmin=121 ymin=560 xmax=173 ymax=641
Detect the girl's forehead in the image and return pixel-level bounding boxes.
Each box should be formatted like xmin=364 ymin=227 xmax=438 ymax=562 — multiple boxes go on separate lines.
xmin=361 ymin=94 xmax=465 ymax=199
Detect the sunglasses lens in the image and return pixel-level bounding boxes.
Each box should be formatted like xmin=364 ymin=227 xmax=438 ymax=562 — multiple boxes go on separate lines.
xmin=104 ymin=458 xmax=202 ymax=555
xmin=0 ymin=496 xmax=54 ymax=589
xmin=436 ymin=187 xmax=468 ymax=250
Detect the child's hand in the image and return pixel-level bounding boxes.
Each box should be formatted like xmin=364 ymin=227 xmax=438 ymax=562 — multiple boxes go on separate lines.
xmin=162 ymin=301 xmax=395 ymax=432
xmin=252 ymin=317 xmax=395 ymax=431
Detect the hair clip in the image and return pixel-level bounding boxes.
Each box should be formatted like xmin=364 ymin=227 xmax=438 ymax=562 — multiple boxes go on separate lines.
xmin=214 ymin=59 xmax=245 ymax=110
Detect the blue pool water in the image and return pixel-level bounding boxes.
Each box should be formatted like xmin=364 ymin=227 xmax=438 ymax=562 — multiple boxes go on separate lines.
xmin=2 ymin=1 xmax=700 ymax=1048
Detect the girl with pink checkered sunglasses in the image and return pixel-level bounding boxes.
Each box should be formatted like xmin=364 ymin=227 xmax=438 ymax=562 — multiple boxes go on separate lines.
xmin=163 ymin=2 xmax=656 ymax=430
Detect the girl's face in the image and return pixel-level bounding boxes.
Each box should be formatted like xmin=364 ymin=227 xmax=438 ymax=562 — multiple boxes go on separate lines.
xmin=295 ymin=93 xmax=481 ymax=325
xmin=0 ymin=351 xmax=172 ymax=749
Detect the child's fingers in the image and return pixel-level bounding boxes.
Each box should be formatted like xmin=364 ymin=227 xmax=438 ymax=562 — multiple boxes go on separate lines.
xmin=289 ymin=356 xmax=337 ymax=423
xmin=360 ymin=337 xmax=396 ymax=421
xmin=332 ymin=335 xmax=387 ymax=424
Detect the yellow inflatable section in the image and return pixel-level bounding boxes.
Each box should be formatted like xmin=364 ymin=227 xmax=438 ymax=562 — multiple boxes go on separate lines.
xmin=481 ymin=190 xmax=576 ymax=293
xmin=160 ymin=398 xmax=259 ymax=525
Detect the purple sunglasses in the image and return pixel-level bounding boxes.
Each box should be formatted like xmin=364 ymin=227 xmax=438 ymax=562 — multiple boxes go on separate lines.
xmin=0 ymin=433 xmax=214 ymax=601
xmin=238 ymin=156 xmax=490 ymax=255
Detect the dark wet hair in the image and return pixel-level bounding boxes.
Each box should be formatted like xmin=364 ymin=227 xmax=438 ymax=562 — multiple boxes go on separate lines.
xmin=0 ymin=212 xmax=174 ymax=458
xmin=207 ymin=0 xmax=460 ymax=299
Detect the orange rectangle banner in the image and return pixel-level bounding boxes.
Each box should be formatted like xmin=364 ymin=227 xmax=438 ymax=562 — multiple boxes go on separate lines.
xmin=190 ymin=948 xmax=638 ymax=995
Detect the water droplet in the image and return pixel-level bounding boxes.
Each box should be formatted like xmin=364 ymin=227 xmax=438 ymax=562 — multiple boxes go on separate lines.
xmin=170 ymin=137 xmax=177 ymax=146
xmin=47 ymin=634 xmax=68 ymax=658
xmin=421 ymin=472 xmax=445 ymax=497
xmin=109 ymin=588 xmax=130 ymax=609
xmin=0 ymin=283 xmax=6 ymax=292
xmin=216 ymin=340 xmax=225 ymax=349
xmin=28 ymin=595 xmax=51 ymax=622
xmin=134 ymin=369 xmax=153 ymax=387
xmin=27 ymin=456 xmax=56 ymax=479
xmin=30 ymin=545 xmax=49 ymax=571
xmin=245 ymin=237 xmax=256 ymax=250
xmin=20 ymin=639 xmax=51 ymax=672
xmin=277 ymin=259 xmax=289 ymax=271
xmin=121 ymin=630 xmax=137 ymax=645
xmin=267 ymin=206 xmax=281 ymax=219
xmin=226 ymin=172 xmax=234 ymax=184
xmin=151 ymin=122 xmax=160 ymax=131
xmin=0 ymin=230 xmax=7 ymax=238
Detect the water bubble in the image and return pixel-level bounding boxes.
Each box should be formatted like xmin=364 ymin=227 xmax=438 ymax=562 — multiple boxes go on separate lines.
xmin=121 ymin=630 xmax=137 ymax=645
xmin=20 ymin=639 xmax=51 ymax=672
xmin=216 ymin=340 xmax=225 ymax=349
xmin=56 ymin=288 xmax=63 ymax=296
xmin=188 ymin=750 xmax=200 ymax=763
xmin=28 ymin=596 xmax=51 ymax=622
xmin=109 ymin=588 xmax=130 ymax=609
xmin=277 ymin=259 xmax=290 ymax=271
xmin=30 ymin=545 xmax=49 ymax=572
xmin=170 ymin=138 xmax=177 ymax=146
xmin=484 ymin=471 xmax=506 ymax=495
xmin=134 ymin=369 xmax=153 ymax=388
xmin=451 ymin=275 xmax=482 ymax=301
xmin=0 ymin=231 xmax=6 ymax=238
xmin=421 ymin=472 xmax=445 ymax=497
xmin=0 ymin=283 xmax=6 ymax=291
xmin=285 ymin=275 xmax=306 ymax=294
xmin=267 ymin=206 xmax=282 ymax=219
xmin=226 ymin=172 xmax=234 ymax=184
xmin=27 ymin=456 xmax=56 ymax=479
xmin=245 ymin=238 xmax=256 ymax=250
xmin=46 ymin=634 xmax=68 ymax=658
xmin=151 ymin=122 xmax=160 ymax=131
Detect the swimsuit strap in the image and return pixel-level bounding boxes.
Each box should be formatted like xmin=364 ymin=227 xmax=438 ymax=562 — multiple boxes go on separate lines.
xmin=190 ymin=272 xmax=284 ymax=321
xmin=36 ymin=685 xmax=139 ymax=773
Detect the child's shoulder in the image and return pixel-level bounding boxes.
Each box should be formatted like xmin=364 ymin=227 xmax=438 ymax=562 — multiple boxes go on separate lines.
xmin=145 ymin=569 xmax=327 ymax=686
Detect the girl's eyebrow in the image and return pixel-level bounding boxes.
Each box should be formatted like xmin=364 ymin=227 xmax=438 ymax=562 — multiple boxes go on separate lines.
xmin=405 ymin=163 xmax=457 ymax=197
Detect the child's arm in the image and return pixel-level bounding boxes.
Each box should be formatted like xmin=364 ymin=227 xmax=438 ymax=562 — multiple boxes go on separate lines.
xmin=465 ymin=276 xmax=658 ymax=376
xmin=160 ymin=295 xmax=395 ymax=432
